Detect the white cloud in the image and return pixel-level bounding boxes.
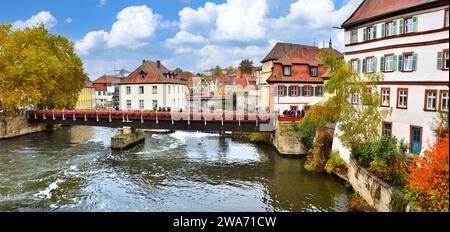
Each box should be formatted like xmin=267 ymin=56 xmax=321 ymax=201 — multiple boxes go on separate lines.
xmin=75 ymin=30 xmax=109 ymax=55
xmin=179 ymin=2 xmax=218 ymax=35
xmin=65 ymin=18 xmax=73 ymax=24
xmin=166 ymin=31 xmax=207 ymax=45
xmin=100 ymin=0 xmax=107 ymax=7
xmin=213 ymin=0 xmax=268 ymax=41
xmin=12 ymin=11 xmax=57 ymax=30
xmin=75 ymin=5 xmax=160 ymax=55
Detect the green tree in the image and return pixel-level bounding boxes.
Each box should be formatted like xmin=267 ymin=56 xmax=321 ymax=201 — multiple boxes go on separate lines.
xmin=0 ymin=24 xmax=86 ymax=112
xmin=225 ymin=66 xmax=237 ymax=75
xmin=239 ymin=59 xmax=253 ymax=74
xmin=174 ymin=67 xmax=183 ymax=73
xmin=297 ymin=50 xmax=390 ymax=150
xmin=213 ymin=65 xmax=223 ymax=77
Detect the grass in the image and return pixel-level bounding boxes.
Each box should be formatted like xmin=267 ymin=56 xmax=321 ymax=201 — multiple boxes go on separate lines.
xmin=113 ymin=134 xmax=129 ymax=139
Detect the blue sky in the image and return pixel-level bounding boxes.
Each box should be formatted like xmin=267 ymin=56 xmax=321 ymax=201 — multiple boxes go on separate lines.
xmin=0 ymin=0 xmax=362 ymax=79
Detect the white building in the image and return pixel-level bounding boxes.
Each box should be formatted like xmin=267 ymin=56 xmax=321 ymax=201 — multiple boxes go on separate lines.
xmin=333 ymin=0 xmax=449 ymax=161
xmin=93 ymin=75 xmax=119 ymax=108
xmin=119 ymin=60 xmax=188 ymax=111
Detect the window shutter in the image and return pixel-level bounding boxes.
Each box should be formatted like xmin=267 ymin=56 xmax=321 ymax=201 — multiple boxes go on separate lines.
xmin=299 ymin=86 xmax=304 ymax=96
xmin=274 ymin=86 xmax=278 ymax=97
xmin=413 ymin=16 xmax=418 ymax=32
xmin=362 ymin=28 xmax=367 ymax=41
xmin=393 ymin=55 xmax=398 ymax=71
xmin=381 ymin=24 xmax=386 ymax=37
xmin=362 ymin=59 xmax=367 ymax=73
xmin=358 ymin=59 xmax=362 ymax=73
xmin=312 ymin=86 xmax=316 ymax=96
xmin=399 ymin=18 xmax=404 ymax=34
xmin=398 ymin=55 xmax=404 ymax=71
xmin=284 ymin=86 xmax=288 ymax=96
xmin=380 ymin=56 xmax=385 ymax=72
xmin=393 ymin=20 xmax=398 ymax=34
xmin=437 ymin=52 xmax=443 ymax=69
xmin=412 ymin=54 xmax=418 ymax=71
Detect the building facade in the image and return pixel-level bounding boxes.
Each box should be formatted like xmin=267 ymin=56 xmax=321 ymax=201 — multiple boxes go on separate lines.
xmin=119 ymin=60 xmax=188 ymax=111
xmin=333 ymin=0 xmax=449 ymax=161
xmin=93 ymin=75 xmax=119 ymax=108
xmin=260 ymin=42 xmax=341 ymax=114
xmin=76 ymin=81 xmax=96 ymax=110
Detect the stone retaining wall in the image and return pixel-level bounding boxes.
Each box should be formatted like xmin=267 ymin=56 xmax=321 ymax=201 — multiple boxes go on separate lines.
xmin=271 ymin=121 xmax=306 ymax=156
xmin=0 ymin=115 xmax=48 ymax=139
xmin=348 ymin=159 xmax=402 ymax=212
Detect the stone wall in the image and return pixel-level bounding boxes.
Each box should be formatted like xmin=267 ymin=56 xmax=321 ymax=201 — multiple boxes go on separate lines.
xmin=348 ymin=159 xmax=399 ymax=212
xmin=111 ymin=130 xmax=145 ymax=150
xmin=271 ymin=121 xmax=306 ymax=156
xmin=0 ymin=115 xmax=48 ymax=139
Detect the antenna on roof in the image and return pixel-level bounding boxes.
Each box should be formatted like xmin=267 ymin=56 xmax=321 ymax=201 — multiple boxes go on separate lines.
xmin=329 ymin=37 xmax=333 ymax=49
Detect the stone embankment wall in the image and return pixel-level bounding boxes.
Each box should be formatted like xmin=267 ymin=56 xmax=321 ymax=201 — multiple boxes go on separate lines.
xmin=111 ymin=130 xmax=145 ymax=150
xmin=348 ymin=159 xmax=405 ymax=212
xmin=271 ymin=121 xmax=306 ymax=156
xmin=0 ymin=115 xmax=48 ymax=139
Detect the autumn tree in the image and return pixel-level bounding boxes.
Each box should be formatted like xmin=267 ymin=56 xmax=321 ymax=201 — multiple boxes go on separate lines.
xmin=213 ymin=65 xmax=223 ymax=77
xmin=404 ymin=132 xmax=449 ymax=212
xmin=225 ymin=66 xmax=237 ymax=75
xmin=239 ymin=59 xmax=253 ymax=74
xmin=0 ymin=24 xmax=87 ymax=112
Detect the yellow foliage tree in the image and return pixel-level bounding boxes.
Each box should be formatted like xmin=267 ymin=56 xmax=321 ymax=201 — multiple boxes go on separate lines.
xmin=0 ymin=24 xmax=87 ymax=112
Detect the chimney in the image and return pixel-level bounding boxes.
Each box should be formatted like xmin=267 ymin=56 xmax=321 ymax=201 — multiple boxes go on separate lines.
xmin=157 ymin=60 xmax=161 ymax=68
xmin=142 ymin=59 xmax=146 ymax=64
xmin=329 ymin=37 xmax=333 ymax=49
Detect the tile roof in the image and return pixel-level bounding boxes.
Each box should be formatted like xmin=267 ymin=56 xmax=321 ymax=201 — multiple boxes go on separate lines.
xmin=261 ymin=42 xmax=342 ymax=64
xmin=342 ymin=0 xmax=439 ymax=28
xmin=119 ymin=60 xmax=187 ymax=85
xmin=93 ymin=75 xmax=119 ymax=84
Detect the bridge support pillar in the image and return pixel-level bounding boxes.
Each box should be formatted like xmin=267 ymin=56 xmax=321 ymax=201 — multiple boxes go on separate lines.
xmin=270 ymin=121 xmax=306 ymax=156
xmin=111 ymin=128 xmax=145 ymax=150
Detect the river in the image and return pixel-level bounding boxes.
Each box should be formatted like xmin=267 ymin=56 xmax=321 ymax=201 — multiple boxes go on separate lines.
xmin=0 ymin=126 xmax=352 ymax=212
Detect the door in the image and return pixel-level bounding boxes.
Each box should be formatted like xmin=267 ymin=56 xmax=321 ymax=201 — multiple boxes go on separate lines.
xmin=411 ymin=127 xmax=422 ymax=155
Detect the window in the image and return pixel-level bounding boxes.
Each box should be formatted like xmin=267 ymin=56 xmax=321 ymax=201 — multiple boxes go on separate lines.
xmin=366 ymin=57 xmax=376 ymax=73
xmin=425 ymin=90 xmax=438 ymax=111
xmin=445 ymin=9 xmax=449 ymax=28
xmin=126 ymin=86 xmax=131 ymax=95
xmin=403 ymin=53 xmax=415 ymax=71
xmin=139 ymin=100 xmax=144 ymax=110
xmin=152 ymin=86 xmax=158 ymax=94
xmin=138 ymin=86 xmax=144 ymax=94
xmin=397 ymin=89 xmax=408 ymax=109
xmin=367 ymin=26 xmax=376 ymax=40
xmin=126 ymin=100 xmax=132 ymax=110
xmin=404 ymin=17 xmax=415 ymax=33
xmin=444 ymin=50 xmax=449 ymax=70
xmin=385 ymin=21 xmax=395 ymax=36
xmin=290 ymin=106 xmax=298 ymax=111
xmin=440 ymin=91 xmax=449 ymax=112
xmin=152 ymin=100 xmax=158 ymax=109
xmin=315 ymin=86 xmax=323 ymax=97
xmin=140 ymin=72 xmax=146 ymax=79
xmin=381 ymin=88 xmax=391 ymax=107
xmin=289 ymin=86 xmax=299 ymax=96
xmin=277 ymin=86 xmax=286 ymax=96
xmin=351 ymin=93 xmax=360 ymax=104
xmin=385 ymin=55 xmax=394 ymax=72
xmin=283 ymin=66 xmax=291 ymax=76
xmin=351 ymin=59 xmax=359 ymax=72
xmin=304 ymin=86 xmax=312 ymax=96
xmin=310 ymin=67 xmax=318 ymax=77
xmin=351 ymin=30 xmax=358 ymax=43
xmin=382 ymin=122 xmax=393 ymax=137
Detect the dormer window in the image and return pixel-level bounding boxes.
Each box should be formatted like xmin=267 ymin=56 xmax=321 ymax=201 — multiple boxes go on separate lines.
xmin=310 ymin=67 xmax=318 ymax=77
xmin=283 ymin=65 xmax=291 ymax=76
xmin=139 ymin=71 xmax=146 ymax=79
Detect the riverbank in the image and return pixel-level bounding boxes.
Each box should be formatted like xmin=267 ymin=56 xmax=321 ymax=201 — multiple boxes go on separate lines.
xmin=0 ymin=114 xmax=48 ymax=139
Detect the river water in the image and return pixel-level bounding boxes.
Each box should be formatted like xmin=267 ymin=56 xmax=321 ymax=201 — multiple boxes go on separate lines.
xmin=0 ymin=126 xmax=352 ymax=212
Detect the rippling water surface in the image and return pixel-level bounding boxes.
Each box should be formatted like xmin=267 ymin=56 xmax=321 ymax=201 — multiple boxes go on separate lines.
xmin=0 ymin=126 xmax=351 ymax=212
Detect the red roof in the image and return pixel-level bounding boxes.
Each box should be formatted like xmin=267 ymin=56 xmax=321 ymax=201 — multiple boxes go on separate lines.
xmin=93 ymin=75 xmax=119 ymax=84
xmin=120 ymin=60 xmax=186 ymax=85
xmin=342 ymin=0 xmax=441 ymax=28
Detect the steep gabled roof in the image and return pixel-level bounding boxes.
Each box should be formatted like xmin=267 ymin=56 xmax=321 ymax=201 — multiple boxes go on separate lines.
xmin=262 ymin=43 xmax=318 ymax=63
xmin=262 ymin=42 xmax=342 ymax=65
xmin=93 ymin=75 xmax=119 ymax=84
xmin=342 ymin=0 xmax=442 ymax=28
xmin=120 ymin=60 xmax=186 ymax=85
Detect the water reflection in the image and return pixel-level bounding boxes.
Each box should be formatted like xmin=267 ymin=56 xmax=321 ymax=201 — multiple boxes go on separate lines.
xmin=0 ymin=126 xmax=351 ymax=212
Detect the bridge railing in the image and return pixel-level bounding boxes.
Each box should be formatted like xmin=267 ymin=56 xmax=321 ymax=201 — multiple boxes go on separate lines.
xmin=30 ymin=110 xmax=278 ymax=123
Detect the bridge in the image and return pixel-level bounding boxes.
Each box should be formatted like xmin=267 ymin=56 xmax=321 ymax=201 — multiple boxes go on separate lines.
xmin=27 ymin=110 xmax=289 ymax=132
